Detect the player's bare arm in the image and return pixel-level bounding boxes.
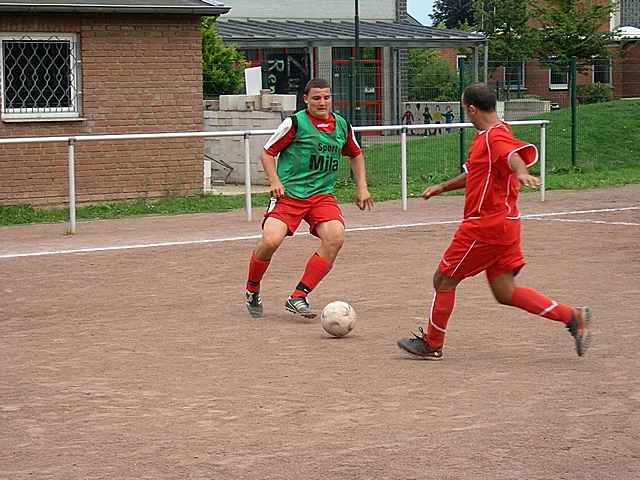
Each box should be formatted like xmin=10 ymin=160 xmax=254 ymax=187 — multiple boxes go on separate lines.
xmin=261 ymin=150 xmax=285 ymax=199
xmin=422 ymin=173 xmax=467 ymax=200
xmin=349 ymin=154 xmax=374 ymax=211
xmin=509 ymin=153 xmax=541 ymax=189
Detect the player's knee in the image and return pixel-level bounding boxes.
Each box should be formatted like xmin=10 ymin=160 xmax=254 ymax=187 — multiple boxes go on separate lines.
xmin=323 ymin=236 xmax=344 ymax=255
xmin=492 ymin=287 xmax=514 ymax=305
xmin=494 ymin=292 xmax=512 ymax=305
xmin=433 ymin=270 xmax=456 ymax=290
xmin=260 ymin=234 xmax=284 ymax=254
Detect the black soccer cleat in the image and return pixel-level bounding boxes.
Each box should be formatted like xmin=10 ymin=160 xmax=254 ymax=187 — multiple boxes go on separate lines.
xmin=245 ymin=290 xmax=263 ymax=318
xmin=285 ymin=296 xmax=317 ymax=319
xmin=397 ymin=327 xmax=443 ymax=360
xmin=567 ymin=306 xmax=592 ymax=356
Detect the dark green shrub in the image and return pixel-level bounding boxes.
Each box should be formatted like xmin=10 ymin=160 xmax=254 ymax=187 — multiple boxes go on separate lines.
xmin=577 ymin=83 xmax=613 ymax=104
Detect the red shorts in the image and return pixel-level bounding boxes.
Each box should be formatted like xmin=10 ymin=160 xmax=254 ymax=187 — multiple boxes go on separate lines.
xmin=263 ymin=193 xmax=344 ymax=237
xmin=438 ymin=232 xmax=526 ymax=281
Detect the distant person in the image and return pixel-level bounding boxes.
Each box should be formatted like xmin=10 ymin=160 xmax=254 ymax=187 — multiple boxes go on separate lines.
xmin=444 ymin=105 xmax=455 ymax=133
xmin=432 ymin=105 xmax=444 ymax=135
xmin=397 ymin=83 xmax=592 ymax=360
xmin=423 ymin=106 xmax=433 ymax=136
xmin=244 ymin=78 xmax=374 ymax=319
xmin=402 ymin=108 xmax=415 ymax=136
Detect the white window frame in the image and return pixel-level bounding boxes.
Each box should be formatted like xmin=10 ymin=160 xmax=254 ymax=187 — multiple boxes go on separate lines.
xmin=549 ymin=63 xmax=568 ymax=90
xmin=503 ymin=61 xmax=526 ymax=90
xmin=456 ymin=55 xmax=467 ymax=73
xmin=0 ymin=33 xmax=82 ymax=121
xmin=592 ymin=57 xmax=613 ymax=86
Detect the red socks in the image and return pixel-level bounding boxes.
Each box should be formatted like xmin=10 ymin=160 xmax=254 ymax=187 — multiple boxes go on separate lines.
xmin=291 ymin=253 xmax=332 ymax=298
xmin=247 ymin=252 xmax=333 ymax=297
xmin=425 ymin=289 xmax=456 ymax=349
xmin=510 ymin=287 xmax=573 ymax=325
xmin=246 ymin=253 xmax=270 ymax=293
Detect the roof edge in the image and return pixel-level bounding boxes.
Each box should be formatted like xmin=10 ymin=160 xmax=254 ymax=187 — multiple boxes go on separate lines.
xmin=0 ymin=3 xmax=230 ymax=15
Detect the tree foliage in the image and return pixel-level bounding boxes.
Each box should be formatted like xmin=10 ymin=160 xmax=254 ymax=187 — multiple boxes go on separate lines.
xmin=532 ymin=0 xmax=614 ymax=66
xmin=472 ymin=0 xmax=538 ymax=64
xmin=201 ymin=17 xmax=248 ymax=98
xmin=408 ymin=49 xmax=459 ymax=101
xmin=431 ymin=0 xmax=475 ymax=28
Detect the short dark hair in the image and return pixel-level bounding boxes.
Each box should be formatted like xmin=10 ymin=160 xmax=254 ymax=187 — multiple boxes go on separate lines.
xmin=304 ymin=78 xmax=331 ymax=95
xmin=462 ymin=83 xmax=497 ymax=112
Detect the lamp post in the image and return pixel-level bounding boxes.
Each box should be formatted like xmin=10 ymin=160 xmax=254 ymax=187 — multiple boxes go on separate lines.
xmin=351 ymin=0 xmax=360 ymax=128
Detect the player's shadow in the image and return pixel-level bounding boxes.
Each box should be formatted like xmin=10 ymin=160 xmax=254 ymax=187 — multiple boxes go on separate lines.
xmin=269 ymin=311 xmax=319 ymax=325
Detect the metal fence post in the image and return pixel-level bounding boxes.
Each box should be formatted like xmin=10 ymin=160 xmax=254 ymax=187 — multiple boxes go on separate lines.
xmin=401 ymin=126 xmax=408 ymax=211
xmin=570 ymin=56 xmax=577 ymax=168
xmin=540 ymin=123 xmax=546 ymax=202
xmin=243 ymin=133 xmax=252 ymax=222
xmin=66 ymin=138 xmax=77 ymax=235
xmin=458 ymin=57 xmax=466 ymax=172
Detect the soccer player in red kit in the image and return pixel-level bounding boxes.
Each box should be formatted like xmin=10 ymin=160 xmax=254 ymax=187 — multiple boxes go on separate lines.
xmin=245 ymin=78 xmax=374 ymax=319
xmin=397 ymin=83 xmax=592 ymax=360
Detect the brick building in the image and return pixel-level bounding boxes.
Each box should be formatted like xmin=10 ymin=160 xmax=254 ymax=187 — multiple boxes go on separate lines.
xmin=0 ymin=0 xmax=229 ymax=206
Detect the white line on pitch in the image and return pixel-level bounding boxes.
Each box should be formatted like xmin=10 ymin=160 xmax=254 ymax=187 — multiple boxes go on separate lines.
xmin=522 ymin=206 xmax=639 ymax=218
xmin=528 ymin=218 xmax=640 ymax=226
xmin=0 ymin=206 xmax=637 ymax=259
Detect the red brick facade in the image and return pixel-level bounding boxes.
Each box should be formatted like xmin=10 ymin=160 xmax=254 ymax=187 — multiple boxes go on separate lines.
xmin=0 ymin=14 xmax=204 ymax=206
xmin=616 ymin=43 xmax=640 ymax=98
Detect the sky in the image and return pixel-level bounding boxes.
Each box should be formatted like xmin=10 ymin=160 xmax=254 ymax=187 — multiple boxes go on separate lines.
xmin=407 ymin=0 xmax=434 ymax=26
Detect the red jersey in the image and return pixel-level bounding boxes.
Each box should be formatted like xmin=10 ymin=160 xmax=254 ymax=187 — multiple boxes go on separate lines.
xmin=457 ymin=122 xmax=538 ymax=245
xmin=264 ymin=111 xmax=362 ymax=158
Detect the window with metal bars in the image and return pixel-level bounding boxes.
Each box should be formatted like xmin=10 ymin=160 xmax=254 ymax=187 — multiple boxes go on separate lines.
xmin=549 ymin=63 xmax=568 ymax=90
xmin=592 ymin=57 xmax=612 ymax=86
xmin=504 ymin=61 xmax=525 ymax=90
xmin=1 ymin=34 xmax=81 ymax=120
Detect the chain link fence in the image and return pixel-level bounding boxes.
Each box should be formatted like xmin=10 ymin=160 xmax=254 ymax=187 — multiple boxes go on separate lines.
xmin=216 ymin=51 xmax=638 ymax=191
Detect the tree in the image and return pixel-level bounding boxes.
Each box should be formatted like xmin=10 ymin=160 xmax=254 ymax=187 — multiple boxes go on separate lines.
xmin=532 ymin=0 xmax=614 ymax=67
xmin=201 ymin=17 xmax=248 ymax=98
xmin=473 ymin=0 xmax=538 ymax=64
xmin=431 ymin=0 xmax=475 ymax=28
xmin=408 ymin=49 xmax=459 ymax=101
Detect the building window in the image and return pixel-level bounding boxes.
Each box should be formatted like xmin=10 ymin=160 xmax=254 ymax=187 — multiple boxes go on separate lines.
xmin=504 ymin=61 xmax=526 ymax=90
xmin=592 ymin=57 xmax=612 ymax=85
xmin=456 ymin=55 xmax=467 ymax=73
xmin=1 ymin=34 xmax=81 ymax=120
xmin=333 ymin=47 xmax=353 ymax=61
xmin=549 ymin=63 xmax=568 ymax=90
xmin=238 ymin=48 xmax=261 ymax=67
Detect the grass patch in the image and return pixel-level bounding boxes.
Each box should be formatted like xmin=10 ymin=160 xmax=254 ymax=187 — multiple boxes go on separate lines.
xmin=4 ymin=164 xmax=639 ymax=226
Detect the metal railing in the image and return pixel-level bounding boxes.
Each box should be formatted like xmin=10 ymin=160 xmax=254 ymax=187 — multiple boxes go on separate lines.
xmin=0 ymin=120 xmax=549 ymax=234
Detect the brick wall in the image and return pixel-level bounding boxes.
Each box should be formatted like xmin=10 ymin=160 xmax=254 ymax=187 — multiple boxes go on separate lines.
xmin=620 ymin=0 xmax=640 ymax=28
xmin=0 ymin=13 xmax=204 ymax=206
xmin=621 ymin=43 xmax=640 ymax=97
xmin=396 ymin=0 xmax=408 ymax=22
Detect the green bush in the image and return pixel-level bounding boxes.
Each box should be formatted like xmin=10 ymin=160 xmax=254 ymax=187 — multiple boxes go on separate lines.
xmin=408 ymin=49 xmax=459 ymax=101
xmin=201 ymin=17 xmax=248 ymax=98
xmin=577 ymin=83 xmax=613 ymax=104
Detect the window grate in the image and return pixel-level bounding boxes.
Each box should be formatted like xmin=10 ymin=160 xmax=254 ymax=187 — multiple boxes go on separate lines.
xmin=1 ymin=34 xmax=81 ymax=117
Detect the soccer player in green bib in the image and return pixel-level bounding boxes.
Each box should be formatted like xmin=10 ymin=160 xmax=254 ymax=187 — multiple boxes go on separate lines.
xmin=245 ymin=78 xmax=374 ymax=318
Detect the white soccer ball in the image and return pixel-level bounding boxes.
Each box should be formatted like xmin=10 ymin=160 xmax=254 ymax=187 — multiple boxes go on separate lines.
xmin=320 ymin=301 xmax=357 ymax=338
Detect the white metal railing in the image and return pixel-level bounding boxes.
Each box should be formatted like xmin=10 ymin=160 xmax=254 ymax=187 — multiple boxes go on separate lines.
xmin=0 ymin=120 xmax=549 ymax=234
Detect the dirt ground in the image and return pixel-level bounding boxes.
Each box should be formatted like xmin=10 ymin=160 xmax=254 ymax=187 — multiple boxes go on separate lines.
xmin=1 ymin=185 xmax=639 ymax=480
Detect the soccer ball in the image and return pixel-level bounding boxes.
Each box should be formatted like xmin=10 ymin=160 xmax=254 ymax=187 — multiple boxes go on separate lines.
xmin=320 ymin=301 xmax=357 ymax=338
